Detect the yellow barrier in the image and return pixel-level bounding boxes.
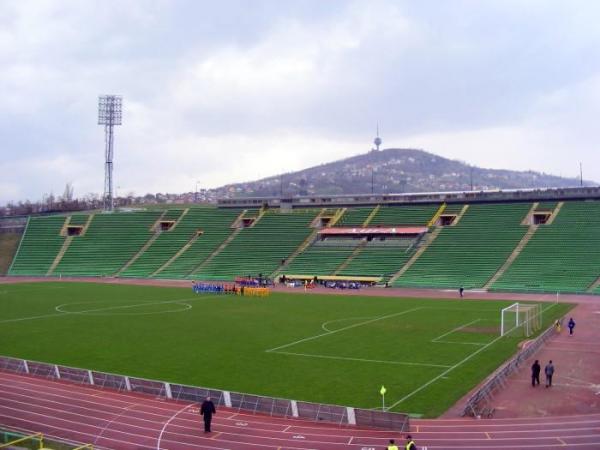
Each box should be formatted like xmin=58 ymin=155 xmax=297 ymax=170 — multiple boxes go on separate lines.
xmin=0 ymin=431 xmax=93 ymax=450
xmin=0 ymin=432 xmax=43 ymax=448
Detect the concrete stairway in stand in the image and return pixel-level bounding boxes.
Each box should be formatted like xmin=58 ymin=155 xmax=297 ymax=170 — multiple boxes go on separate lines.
xmin=483 ymin=225 xmax=538 ymax=290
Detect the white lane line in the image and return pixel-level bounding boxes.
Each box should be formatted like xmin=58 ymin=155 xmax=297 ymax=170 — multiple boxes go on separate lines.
xmin=387 ymin=303 xmax=558 ymax=410
xmin=266 ymin=307 xmax=424 ymax=353
xmin=94 ymin=403 xmax=139 ymax=446
xmin=156 ymin=403 xmax=192 ymax=450
xmin=431 ymin=319 xmax=481 ymax=342
xmin=271 ymin=351 xmax=452 ymax=368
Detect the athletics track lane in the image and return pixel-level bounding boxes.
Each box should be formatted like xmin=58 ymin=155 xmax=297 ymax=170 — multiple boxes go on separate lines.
xmin=1 ymin=371 xmax=600 ymax=449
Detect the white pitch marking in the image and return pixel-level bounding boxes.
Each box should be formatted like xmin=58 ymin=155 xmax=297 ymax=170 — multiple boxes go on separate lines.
xmin=387 ymin=303 xmax=558 ymax=410
xmin=0 ymin=296 xmax=202 ymax=324
xmin=55 ymin=302 xmax=192 ymax=316
xmin=432 ymin=340 xmax=487 ymax=346
xmin=266 ymin=307 xmax=424 ymax=353
xmin=431 ymin=319 xmax=481 ymax=343
xmin=156 ymin=404 xmax=192 ymax=450
xmin=321 ymin=316 xmax=375 ymax=332
xmin=271 ymin=350 xmax=451 ymax=368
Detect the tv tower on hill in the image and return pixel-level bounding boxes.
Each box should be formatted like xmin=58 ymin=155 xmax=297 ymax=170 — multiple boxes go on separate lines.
xmin=98 ymin=95 xmax=123 ymax=212
xmin=373 ymin=124 xmax=382 ymax=151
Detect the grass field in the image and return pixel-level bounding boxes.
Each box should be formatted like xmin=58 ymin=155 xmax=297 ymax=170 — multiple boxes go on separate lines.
xmin=0 ymin=282 xmax=571 ymax=417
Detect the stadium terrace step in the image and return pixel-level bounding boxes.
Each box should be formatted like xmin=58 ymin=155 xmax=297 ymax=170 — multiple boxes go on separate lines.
xmin=52 ymin=211 xmax=163 ymax=277
xmin=270 ymin=228 xmax=320 ymax=278
xmin=493 ymin=200 xmax=600 ymax=293
xmin=333 ymin=240 xmax=367 ymax=275
xmin=388 ymin=227 xmax=441 ymax=284
xmin=393 ymin=203 xmax=532 ymax=289
xmin=361 ymin=204 xmax=380 ymax=226
xmin=9 ymin=216 xmax=66 ymax=276
xmin=368 ymin=204 xmax=440 ymax=227
xmin=520 ymin=202 xmax=539 ymax=225
xmin=484 ymin=225 xmax=538 ymax=290
xmin=328 ymin=207 xmax=347 ymax=227
xmin=188 ymin=227 xmax=242 ymax=276
xmin=144 ymin=208 xmax=242 ymax=279
xmin=115 ymin=232 xmax=162 ymax=276
xmin=46 ymin=236 xmax=74 ymax=276
xmin=452 ymin=204 xmax=469 ymax=226
xmin=168 ymin=207 xmax=189 ymax=231
xmin=545 ymin=201 xmax=564 ymax=224
xmin=427 ymin=203 xmax=447 ymax=227
xmin=150 ymin=233 xmax=200 ymax=277
xmin=58 ymin=215 xmax=72 ymax=236
xmin=586 ymin=274 xmax=600 ymax=292
xmin=194 ymin=209 xmax=318 ymax=280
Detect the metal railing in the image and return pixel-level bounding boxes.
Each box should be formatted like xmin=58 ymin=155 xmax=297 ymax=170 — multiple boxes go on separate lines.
xmin=0 ymin=355 xmax=409 ymax=432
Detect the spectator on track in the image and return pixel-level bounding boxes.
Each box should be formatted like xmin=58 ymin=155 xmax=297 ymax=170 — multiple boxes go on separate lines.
xmin=405 ymin=435 xmax=416 ymax=450
xmin=545 ymin=360 xmax=555 ymax=388
xmin=459 ymin=286 xmax=464 ymax=298
xmin=386 ymin=439 xmax=399 ymax=450
xmin=200 ymin=396 xmax=216 ymax=433
xmin=568 ymin=317 xmax=576 ymax=336
xmin=531 ymin=360 xmax=541 ymax=387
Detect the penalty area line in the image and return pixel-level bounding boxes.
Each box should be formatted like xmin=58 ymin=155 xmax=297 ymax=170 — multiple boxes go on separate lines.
xmin=431 ymin=318 xmax=481 ymax=343
xmin=270 ymin=350 xmax=452 ymax=368
xmin=266 ymin=307 xmax=424 ymax=353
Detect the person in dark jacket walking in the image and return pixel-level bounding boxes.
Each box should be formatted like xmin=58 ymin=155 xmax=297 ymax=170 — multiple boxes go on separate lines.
xmin=545 ymin=360 xmax=555 ymax=388
xmin=200 ymin=396 xmax=216 ymax=432
xmin=531 ymin=360 xmax=541 ymax=387
xmin=568 ymin=317 xmax=576 ymax=336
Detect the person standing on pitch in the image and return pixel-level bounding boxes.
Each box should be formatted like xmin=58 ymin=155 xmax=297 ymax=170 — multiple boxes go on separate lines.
xmin=568 ymin=317 xmax=576 ymax=336
xmin=545 ymin=360 xmax=555 ymax=388
xmin=531 ymin=360 xmax=541 ymax=387
xmin=459 ymin=286 xmax=464 ymax=298
xmin=200 ymin=396 xmax=216 ymax=432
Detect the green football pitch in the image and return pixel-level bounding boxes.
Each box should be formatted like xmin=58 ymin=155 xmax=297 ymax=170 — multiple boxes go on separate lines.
xmin=0 ymin=282 xmax=571 ymax=417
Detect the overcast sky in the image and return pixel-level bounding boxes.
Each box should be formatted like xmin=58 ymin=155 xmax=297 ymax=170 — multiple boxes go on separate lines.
xmin=2 ymin=0 xmax=600 ymax=204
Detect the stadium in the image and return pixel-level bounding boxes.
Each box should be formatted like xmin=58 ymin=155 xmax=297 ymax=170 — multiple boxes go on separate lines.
xmin=1 ymin=185 xmax=599 ymax=449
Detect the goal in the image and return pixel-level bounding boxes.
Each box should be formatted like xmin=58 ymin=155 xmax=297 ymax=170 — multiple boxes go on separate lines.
xmin=500 ymin=303 xmax=542 ymax=337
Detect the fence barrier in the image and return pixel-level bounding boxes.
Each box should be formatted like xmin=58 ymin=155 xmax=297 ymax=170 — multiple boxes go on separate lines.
xmin=0 ymin=355 xmax=409 ymax=432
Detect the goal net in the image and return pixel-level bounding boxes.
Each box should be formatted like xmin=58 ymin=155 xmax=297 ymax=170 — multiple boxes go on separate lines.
xmin=500 ymin=303 xmax=542 ymax=337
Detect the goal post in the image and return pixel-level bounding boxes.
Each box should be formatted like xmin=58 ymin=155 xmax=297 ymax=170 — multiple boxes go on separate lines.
xmin=500 ymin=302 xmax=542 ymax=337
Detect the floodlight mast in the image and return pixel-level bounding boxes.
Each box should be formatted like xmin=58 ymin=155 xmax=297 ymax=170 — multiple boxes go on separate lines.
xmin=98 ymin=95 xmax=123 ymax=212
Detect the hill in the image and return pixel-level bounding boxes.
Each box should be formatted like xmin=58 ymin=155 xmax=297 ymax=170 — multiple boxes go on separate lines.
xmin=213 ymin=148 xmax=591 ymax=198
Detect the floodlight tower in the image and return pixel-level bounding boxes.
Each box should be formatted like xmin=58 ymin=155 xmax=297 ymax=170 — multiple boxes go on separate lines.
xmin=98 ymin=95 xmax=123 ymax=211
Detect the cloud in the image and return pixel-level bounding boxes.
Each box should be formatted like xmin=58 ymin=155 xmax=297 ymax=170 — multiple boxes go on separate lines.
xmin=2 ymin=0 xmax=600 ymax=204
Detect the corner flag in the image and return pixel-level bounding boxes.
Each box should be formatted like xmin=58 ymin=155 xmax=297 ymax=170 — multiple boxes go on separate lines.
xmin=380 ymin=385 xmax=387 ymax=396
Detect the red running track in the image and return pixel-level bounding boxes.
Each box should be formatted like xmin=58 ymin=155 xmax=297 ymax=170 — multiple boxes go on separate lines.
xmin=1 ymin=371 xmax=600 ymax=450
